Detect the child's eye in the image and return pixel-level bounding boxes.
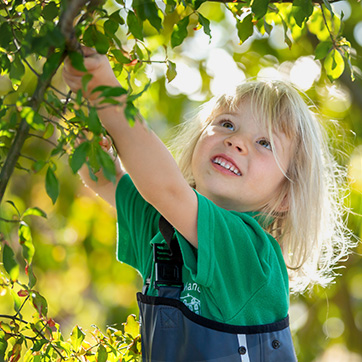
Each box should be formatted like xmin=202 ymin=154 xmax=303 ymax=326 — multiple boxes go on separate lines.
xmin=257 ymin=139 xmax=272 ymax=150
xmin=220 ymin=120 xmax=234 ymax=130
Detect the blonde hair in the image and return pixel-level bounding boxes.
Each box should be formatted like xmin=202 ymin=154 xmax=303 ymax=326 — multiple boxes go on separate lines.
xmin=170 ymin=80 xmax=353 ymax=294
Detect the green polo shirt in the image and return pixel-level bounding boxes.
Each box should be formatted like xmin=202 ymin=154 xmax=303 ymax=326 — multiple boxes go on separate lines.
xmin=115 ymin=174 xmax=289 ymax=326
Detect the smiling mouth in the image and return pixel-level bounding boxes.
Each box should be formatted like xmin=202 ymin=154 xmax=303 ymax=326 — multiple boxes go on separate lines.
xmin=212 ymin=156 xmax=242 ymax=176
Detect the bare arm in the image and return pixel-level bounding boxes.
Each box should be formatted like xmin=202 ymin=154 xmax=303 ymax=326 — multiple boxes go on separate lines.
xmin=63 ymin=48 xmax=199 ymax=247
xmin=77 ymin=151 xmax=124 ymax=207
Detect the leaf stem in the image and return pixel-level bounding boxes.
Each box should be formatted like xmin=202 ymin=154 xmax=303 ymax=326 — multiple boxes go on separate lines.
xmin=320 ymin=3 xmax=336 ymax=46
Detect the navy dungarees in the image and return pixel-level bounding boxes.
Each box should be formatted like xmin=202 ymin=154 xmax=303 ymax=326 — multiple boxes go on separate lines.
xmin=137 ymin=217 xmax=297 ymax=362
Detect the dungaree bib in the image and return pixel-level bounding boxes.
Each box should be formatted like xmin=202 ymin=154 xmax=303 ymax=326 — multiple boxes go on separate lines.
xmin=137 ymin=218 xmax=297 ymax=362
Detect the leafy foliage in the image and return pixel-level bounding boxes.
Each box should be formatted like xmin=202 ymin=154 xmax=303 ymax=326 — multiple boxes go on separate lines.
xmin=0 ymin=0 xmax=361 ymax=361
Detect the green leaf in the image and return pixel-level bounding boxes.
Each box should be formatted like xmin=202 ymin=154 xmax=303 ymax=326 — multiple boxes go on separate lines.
xmin=127 ymin=10 xmax=143 ymax=40
xmin=9 ymin=55 xmax=25 ymax=81
xmin=171 ymin=16 xmax=189 ymax=48
xmin=42 ymin=1 xmax=58 ymax=21
xmin=134 ymin=43 xmax=144 ymax=60
xmin=111 ymin=49 xmax=131 ymax=64
xmin=124 ymin=102 xmax=138 ymax=124
xmin=0 ymin=330 xmax=8 ymax=362
xmin=96 ymin=344 xmax=108 ymax=362
xmin=45 ymin=166 xmax=59 ymax=204
xmin=165 ymin=0 xmax=177 ymax=13
xmin=127 ymin=82 xmax=150 ymax=102
xmin=41 ymin=51 xmax=63 ymax=81
xmin=322 ymin=0 xmax=334 ymax=15
xmin=70 ymin=325 xmax=85 ymax=352
xmin=104 ymin=19 xmax=119 ymax=36
xmin=10 ymin=288 xmax=22 ymax=313
xmin=166 ymin=60 xmax=177 ymax=82
xmin=132 ymin=0 xmax=162 ymax=32
xmin=26 ymin=264 xmax=37 ymax=289
xmin=198 ymin=13 xmax=211 ymax=39
xmin=32 ymin=160 xmax=46 ymax=173
xmin=98 ymin=149 xmax=116 ymax=183
xmin=92 ymin=85 xmax=127 ymax=98
xmin=68 ymin=51 xmax=87 ymax=72
xmin=31 ymin=339 xmax=48 ymax=353
xmin=20 ymin=107 xmax=45 ymax=131
xmin=123 ymin=314 xmax=140 ymax=338
xmin=6 ymin=200 xmax=20 ymax=217
xmin=19 ymin=221 xmax=35 ymax=265
xmin=292 ymin=0 xmax=313 ymax=27
xmin=192 ymin=0 xmax=204 ymax=10
xmin=281 ymin=17 xmax=292 ymax=48
xmin=110 ymin=10 xmax=125 ymax=25
xmin=82 ymin=74 xmax=93 ymax=92
xmin=93 ymin=28 xmax=109 ymax=55
xmin=22 ymin=207 xmax=47 ymax=219
xmin=88 ymin=107 xmax=103 ymax=135
xmin=251 ymin=0 xmax=269 ymax=20
xmin=264 ymin=19 xmax=273 ymax=35
xmin=7 ymin=337 xmax=22 ymax=362
xmin=236 ymin=14 xmax=254 ymax=44
xmin=324 ymin=48 xmax=345 ymax=80
xmin=43 ymin=123 xmax=54 ymax=139
xmin=315 ymin=41 xmax=333 ymax=60
xmin=70 ymin=142 xmax=90 ymax=174
xmin=30 ymin=291 xmax=48 ymax=318
xmin=53 ymin=341 xmax=71 ymax=356
xmin=2 ymin=243 xmax=19 ymax=282
xmin=0 ymin=23 xmax=12 ymax=49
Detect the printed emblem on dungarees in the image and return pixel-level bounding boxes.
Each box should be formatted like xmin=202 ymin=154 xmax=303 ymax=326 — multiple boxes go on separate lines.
xmin=180 ymin=282 xmax=201 ymax=315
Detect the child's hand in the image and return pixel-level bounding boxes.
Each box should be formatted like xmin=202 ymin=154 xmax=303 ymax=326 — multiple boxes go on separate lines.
xmin=63 ymin=47 xmax=120 ymax=102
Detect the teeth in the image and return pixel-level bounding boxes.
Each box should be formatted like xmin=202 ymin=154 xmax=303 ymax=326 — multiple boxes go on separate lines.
xmin=213 ymin=157 xmax=241 ymax=176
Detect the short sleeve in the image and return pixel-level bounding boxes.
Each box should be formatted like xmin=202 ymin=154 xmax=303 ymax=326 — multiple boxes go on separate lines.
xmin=175 ymin=191 xmax=284 ymax=321
xmin=115 ymin=174 xmax=160 ymax=276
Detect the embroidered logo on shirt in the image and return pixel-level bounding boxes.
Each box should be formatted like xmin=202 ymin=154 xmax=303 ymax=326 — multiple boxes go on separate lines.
xmin=180 ymin=293 xmax=201 ymax=314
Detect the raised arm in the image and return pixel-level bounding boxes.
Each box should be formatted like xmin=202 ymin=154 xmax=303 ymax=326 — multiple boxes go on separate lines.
xmin=77 ymin=135 xmax=124 ymax=207
xmin=63 ymin=48 xmax=199 ymax=247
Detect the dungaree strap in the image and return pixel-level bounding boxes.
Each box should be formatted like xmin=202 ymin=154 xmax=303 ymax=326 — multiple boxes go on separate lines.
xmin=143 ymin=216 xmax=184 ymax=296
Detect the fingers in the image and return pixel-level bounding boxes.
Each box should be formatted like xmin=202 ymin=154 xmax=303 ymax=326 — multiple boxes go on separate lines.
xmin=81 ymin=46 xmax=98 ymax=57
xmin=75 ymin=132 xmax=113 ymax=154
xmin=99 ymin=135 xmax=113 ymax=152
xmin=62 ymin=68 xmax=82 ymax=93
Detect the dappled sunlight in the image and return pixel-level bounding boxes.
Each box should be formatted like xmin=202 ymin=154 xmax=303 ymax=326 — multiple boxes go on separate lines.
xmin=166 ymin=61 xmax=203 ymax=98
xmin=206 ymin=48 xmax=246 ymax=96
xmin=353 ymin=21 xmax=362 ymax=47
xmin=290 ymin=57 xmax=321 ymax=91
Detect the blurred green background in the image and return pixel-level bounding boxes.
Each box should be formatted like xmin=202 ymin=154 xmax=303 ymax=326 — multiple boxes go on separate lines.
xmin=1 ymin=0 xmax=362 ymax=360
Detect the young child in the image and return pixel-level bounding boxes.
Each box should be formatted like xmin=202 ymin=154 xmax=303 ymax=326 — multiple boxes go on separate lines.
xmin=63 ymin=47 xmax=351 ymax=361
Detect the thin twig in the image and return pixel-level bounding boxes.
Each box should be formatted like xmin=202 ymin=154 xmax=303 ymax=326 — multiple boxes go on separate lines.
xmin=43 ymin=100 xmax=69 ymax=123
xmin=320 ymin=3 xmax=336 ymax=45
xmin=28 ymin=133 xmax=57 ymax=147
xmin=0 ymin=217 xmax=20 ymax=223
xmin=14 ymin=295 xmax=30 ymax=320
xmin=0 ymin=0 xmax=87 ymax=203
xmin=0 ymin=314 xmax=28 ymax=324
xmin=49 ymin=85 xmax=72 ymax=98
xmin=19 ymin=154 xmax=37 ymax=162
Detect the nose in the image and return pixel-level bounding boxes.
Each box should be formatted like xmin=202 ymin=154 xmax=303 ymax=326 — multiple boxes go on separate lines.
xmin=224 ymin=135 xmax=246 ymax=154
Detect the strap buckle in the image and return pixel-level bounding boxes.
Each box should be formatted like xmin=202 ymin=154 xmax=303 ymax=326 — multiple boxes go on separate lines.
xmin=153 ymin=243 xmax=183 ymax=289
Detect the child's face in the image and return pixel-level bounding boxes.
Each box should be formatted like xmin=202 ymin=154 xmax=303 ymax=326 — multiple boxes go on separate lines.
xmin=191 ymin=99 xmax=293 ymax=212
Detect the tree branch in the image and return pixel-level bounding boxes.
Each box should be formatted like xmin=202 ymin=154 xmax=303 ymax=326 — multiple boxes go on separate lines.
xmin=0 ymin=1 xmax=89 ymax=204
